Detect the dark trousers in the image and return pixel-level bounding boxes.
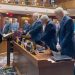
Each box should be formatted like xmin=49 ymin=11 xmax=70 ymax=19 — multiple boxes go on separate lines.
xmin=74 ymin=65 xmax=75 ymax=75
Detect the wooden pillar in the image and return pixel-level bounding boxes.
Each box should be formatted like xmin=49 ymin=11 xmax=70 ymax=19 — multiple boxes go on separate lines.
xmin=0 ymin=15 xmax=2 ymax=29
xmin=0 ymin=15 xmax=4 ymax=30
xmin=0 ymin=40 xmax=7 ymax=54
xmin=0 ymin=0 xmax=2 ymax=3
xmin=17 ymin=16 xmax=21 ymax=28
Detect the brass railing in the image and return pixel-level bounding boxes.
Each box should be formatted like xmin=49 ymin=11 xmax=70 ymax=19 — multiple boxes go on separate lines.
xmin=0 ymin=0 xmax=53 ymax=8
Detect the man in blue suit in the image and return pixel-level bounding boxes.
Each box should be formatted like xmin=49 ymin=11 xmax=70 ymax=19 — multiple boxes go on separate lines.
xmin=40 ymin=15 xmax=57 ymax=51
xmin=11 ymin=18 xmax=19 ymax=32
xmin=26 ymin=13 xmax=42 ymax=43
xmin=23 ymin=20 xmax=31 ymax=33
xmin=55 ymin=7 xmax=75 ymax=58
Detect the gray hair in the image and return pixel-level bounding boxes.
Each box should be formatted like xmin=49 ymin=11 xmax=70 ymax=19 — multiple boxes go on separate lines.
xmin=40 ymin=15 xmax=49 ymax=21
xmin=25 ymin=20 xmax=28 ymax=23
xmin=54 ymin=7 xmax=64 ymax=15
xmin=15 ymin=18 xmax=18 ymax=22
xmin=33 ymin=13 xmax=40 ymax=20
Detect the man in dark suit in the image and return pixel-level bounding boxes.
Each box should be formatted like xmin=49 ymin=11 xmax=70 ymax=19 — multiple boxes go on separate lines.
xmin=55 ymin=7 xmax=75 ymax=58
xmin=26 ymin=13 xmax=42 ymax=43
xmin=23 ymin=20 xmax=31 ymax=33
xmin=40 ymin=15 xmax=57 ymax=51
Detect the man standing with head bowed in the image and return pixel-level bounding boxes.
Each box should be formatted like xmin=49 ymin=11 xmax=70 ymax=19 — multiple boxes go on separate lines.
xmin=26 ymin=13 xmax=42 ymax=44
xmin=54 ymin=7 xmax=75 ymax=58
xmin=40 ymin=15 xmax=57 ymax=52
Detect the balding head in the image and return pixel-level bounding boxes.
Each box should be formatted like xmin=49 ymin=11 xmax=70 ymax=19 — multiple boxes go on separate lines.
xmin=40 ymin=15 xmax=49 ymax=24
xmin=32 ymin=13 xmax=40 ymax=21
xmin=15 ymin=18 xmax=18 ymax=22
xmin=40 ymin=15 xmax=49 ymax=21
xmin=24 ymin=20 xmax=28 ymax=23
xmin=54 ymin=7 xmax=65 ymax=21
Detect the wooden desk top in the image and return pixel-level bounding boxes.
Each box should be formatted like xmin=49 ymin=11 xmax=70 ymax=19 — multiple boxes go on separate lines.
xmin=14 ymin=42 xmax=74 ymax=75
xmin=14 ymin=42 xmax=52 ymax=60
xmin=14 ymin=42 xmax=74 ymax=67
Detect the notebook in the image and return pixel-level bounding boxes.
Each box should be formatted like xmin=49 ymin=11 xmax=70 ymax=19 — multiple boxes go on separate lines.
xmin=50 ymin=55 xmax=72 ymax=62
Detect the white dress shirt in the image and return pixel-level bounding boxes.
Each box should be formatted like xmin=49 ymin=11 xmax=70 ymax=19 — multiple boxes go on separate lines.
xmin=43 ymin=24 xmax=46 ymax=32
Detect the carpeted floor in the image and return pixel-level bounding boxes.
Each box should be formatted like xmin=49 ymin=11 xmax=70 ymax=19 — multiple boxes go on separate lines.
xmin=0 ymin=53 xmax=17 ymax=75
xmin=0 ymin=67 xmax=17 ymax=75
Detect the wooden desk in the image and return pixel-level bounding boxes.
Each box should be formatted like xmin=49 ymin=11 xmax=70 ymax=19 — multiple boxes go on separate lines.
xmin=13 ymin=42 xmax=74 ymax=75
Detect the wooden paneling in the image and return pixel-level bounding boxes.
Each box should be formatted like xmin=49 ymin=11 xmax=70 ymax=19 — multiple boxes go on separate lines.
xmin=64 ymin=0 xmax=75 ymax=9
xmin=0 ymin=15 xmax=4 ymax=29
xmin=56 ymin=0 xmax=68 ymax=3
xmin=0 ymin=40 xmax=7 ymax=54
xmin=56 ymin=0 xmax=75 ymax=9
xmin=0 ymin=16 xmax=2 ymax=28
xmin=0 ymin=13 xmax=32 ymax=28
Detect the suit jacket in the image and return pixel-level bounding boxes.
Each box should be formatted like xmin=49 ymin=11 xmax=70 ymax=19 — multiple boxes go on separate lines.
xmin=59 ymin=16 xmax=75 ymax=58
xmin=41 ymin=20 xmax=57 ymax=51
xmin=29 ymin=20 xmax=42 ymax=42
xmin=11 ymin=22 xmax=19 ymax=32
xmin=3 ymin=23 xmax=11 ymax=34
xmin=23 ymin=23 xmax=31 ymax=33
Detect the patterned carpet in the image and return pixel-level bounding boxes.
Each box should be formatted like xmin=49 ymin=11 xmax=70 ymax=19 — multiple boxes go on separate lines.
xmin=0 ymin=67 xmax=17 ymax=75
xmin=0 ymin=53 xmax=17 ymax=75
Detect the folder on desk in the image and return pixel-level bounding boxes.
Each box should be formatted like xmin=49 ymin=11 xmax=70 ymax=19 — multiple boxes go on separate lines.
xmin=51 ymin=55 xmax=72 ymax=62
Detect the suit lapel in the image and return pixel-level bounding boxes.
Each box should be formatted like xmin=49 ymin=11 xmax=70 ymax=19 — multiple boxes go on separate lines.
xmin=45 ymin=21 xmax=50 ymax=32
xmin=59 ymin=16 xmax=67 ymax=31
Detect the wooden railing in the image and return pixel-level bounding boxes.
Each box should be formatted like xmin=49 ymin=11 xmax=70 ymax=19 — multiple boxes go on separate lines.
xmin=1 ymin=0 xmax=75 ymax=9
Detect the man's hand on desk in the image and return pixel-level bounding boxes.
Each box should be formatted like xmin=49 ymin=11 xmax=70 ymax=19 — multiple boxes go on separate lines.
xmin=56 ymin=43 xmax=61 ymax=51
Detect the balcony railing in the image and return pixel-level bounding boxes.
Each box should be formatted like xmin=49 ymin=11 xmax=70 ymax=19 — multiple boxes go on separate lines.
xmin=0 ymin=0 xmax=53 ymax=8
